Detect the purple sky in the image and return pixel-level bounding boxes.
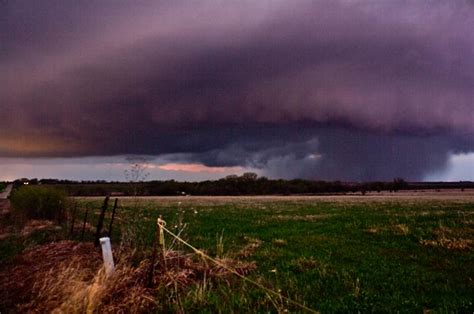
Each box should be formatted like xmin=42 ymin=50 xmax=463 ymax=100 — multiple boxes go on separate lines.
xmin=1 ymin=1 xmax=474 ymax=181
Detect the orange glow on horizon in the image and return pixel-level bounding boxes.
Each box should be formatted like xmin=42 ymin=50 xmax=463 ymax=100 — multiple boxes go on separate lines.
xmin=158 ymin=163 xmax=244 ymax=173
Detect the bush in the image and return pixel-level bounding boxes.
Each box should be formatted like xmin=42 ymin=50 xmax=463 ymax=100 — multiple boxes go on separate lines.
xmin=10 ymin=186 xmax=68 ymax=222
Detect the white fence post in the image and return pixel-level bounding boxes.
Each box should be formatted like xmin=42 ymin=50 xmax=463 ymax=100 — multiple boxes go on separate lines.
xmin=99 ymin=237 xmax=115 ymax=277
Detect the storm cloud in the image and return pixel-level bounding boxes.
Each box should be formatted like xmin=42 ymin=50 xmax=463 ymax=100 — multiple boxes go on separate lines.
xmin=1 ymin=0 xmax=474 ymax=180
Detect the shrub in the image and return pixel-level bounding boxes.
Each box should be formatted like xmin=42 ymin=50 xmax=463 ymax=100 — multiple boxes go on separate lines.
xmin=10 ymin=186 xmax=68 ymax=222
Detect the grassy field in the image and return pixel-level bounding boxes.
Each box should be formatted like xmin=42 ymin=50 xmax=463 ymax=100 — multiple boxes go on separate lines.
xmin=1 ymin=192 xmax=473 ymax=312
xmin=72 ymin=195 xmax=473 ymax=312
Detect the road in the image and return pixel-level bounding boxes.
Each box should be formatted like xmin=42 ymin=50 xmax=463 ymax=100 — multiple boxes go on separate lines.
xmin=0 ymin=184 xmax=13 ymax=199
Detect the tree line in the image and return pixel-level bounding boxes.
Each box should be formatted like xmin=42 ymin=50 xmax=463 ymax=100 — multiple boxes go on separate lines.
xmin=7 ymin=174 xmax=473 ymax=197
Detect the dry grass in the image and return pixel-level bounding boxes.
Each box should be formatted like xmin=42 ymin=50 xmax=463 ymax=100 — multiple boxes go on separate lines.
xmin=0 ymin=240 xmax=257 ymax=312
xmin=77 ymin=189 xmax=474 ymax=205
xmin=0 ymin=241 xmax=101 ymax=312
xmin=0 ymin=219 xmax=63 ymax=240
xmin=365 ymin=224 xmax=410 ymax=235
xmin=20 ymin=219 xmax=62 ymax=236
xmin=270 ymin=214 xmax=332 ymax=222
xmin=419 ymin=238 xmax=473 ymax=250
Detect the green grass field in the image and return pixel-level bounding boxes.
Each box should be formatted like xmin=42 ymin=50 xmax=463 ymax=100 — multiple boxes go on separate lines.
xmin=72 ymin=196 xmax=473 ymax=312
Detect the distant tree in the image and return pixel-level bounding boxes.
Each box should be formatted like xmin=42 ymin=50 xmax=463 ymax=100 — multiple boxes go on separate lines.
xmin=225 ymin=174 xmax=239 ymax=180
xmin=241 ymin=172 xmax=258 ymax=181
xmin=392 ymin=177 xmax=407 ymax=192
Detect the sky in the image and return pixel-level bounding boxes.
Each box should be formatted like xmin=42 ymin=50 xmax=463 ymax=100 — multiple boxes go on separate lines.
xmin=1 ymin=0 xmax=474 ymax=182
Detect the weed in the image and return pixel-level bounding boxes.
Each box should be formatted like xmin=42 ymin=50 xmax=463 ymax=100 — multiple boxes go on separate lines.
xmin=216 ymin=229 xmax=225 ymax=258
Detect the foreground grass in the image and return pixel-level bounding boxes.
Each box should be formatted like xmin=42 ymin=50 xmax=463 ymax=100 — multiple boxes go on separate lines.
xmin=68 ymin=197 xmax=473 ymax=312
xmin=1 ymin=196 xmax=472 ymax=312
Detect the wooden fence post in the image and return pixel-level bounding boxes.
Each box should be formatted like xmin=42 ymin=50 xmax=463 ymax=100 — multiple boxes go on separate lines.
xmin=81 ymin=208 xmax=89 ymax=241
xmin=147 ymin=221 xmax=161 ymax=288
xmin=94 ymin=196 xmax=109 ymax=247
xmin=69 ymin=201 xmax=77 ymax=236
xmin=107 ymin=198 xmax=118 ymax=238
xmin=147 ymin=216 xmax=167 ymax=287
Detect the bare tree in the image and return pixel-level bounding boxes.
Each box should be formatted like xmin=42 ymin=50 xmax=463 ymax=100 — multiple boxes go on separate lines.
xmin=124 ymin=156 xmax=150 ymax=197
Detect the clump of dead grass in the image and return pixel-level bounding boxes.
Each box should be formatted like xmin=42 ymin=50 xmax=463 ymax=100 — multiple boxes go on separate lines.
xmin=393 ymin=224 xmax=410 ymax=235
xmin=365 ymin=227 xmax=380 ymax=234
xmin=419 ymin=226 xmax=473 ymax=251
xmin=290 ymin=257 xmax=320 ymax=273
xmin=365 ymin=224 xmax=409 ymax=235
xmin=419 ymin=238 xmax=472 ymax=250
xmin=237 ymin=236 xmax=263 ymax=258
xmin=272 ymin=239 xmax=287 ymax=247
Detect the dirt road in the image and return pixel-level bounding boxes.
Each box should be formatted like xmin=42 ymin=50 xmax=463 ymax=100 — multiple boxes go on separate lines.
xmin=0 ymin=184 xmax=13 ymax=213
xmin=0 ymin=184 xmax=13 ymax=199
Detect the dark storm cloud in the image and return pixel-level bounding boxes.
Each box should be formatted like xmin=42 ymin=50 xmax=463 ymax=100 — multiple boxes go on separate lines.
xmin=179 ymin=125 xmax=474 ymax=181
xmin=1 ymin=0 xmax=474 ymax=180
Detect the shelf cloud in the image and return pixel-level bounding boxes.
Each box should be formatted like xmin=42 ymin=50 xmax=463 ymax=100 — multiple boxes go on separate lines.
xmin=1 ymin=1 xmax=474 ymax=180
